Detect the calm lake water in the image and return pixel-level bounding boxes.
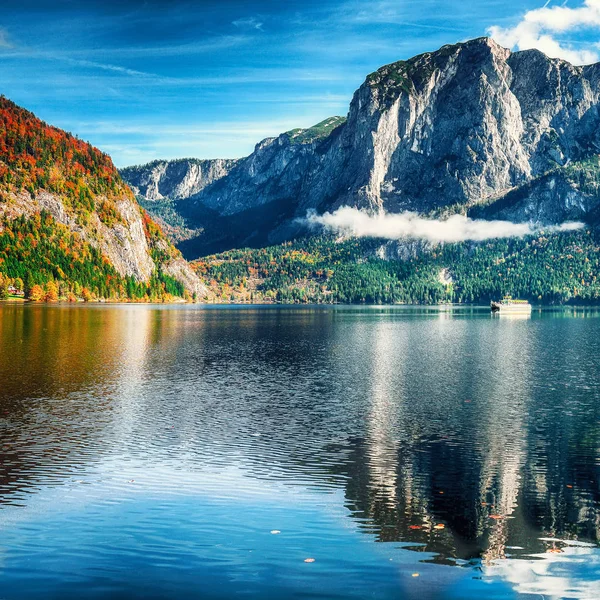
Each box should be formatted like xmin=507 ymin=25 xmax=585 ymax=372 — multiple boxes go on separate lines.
xmin=0 ymin=304 xmax=599 ymax=599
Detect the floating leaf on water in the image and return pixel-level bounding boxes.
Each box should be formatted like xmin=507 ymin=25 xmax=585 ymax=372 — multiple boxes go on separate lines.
xmin=304 ymin=558 xmax=315 ymax=563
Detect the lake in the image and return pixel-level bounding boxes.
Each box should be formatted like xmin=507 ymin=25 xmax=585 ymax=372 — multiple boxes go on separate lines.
xmin=0 ymin=304 xmax=598 ymax=599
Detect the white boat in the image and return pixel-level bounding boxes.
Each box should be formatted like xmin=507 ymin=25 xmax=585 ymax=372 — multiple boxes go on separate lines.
xmin=490 ymin=296 xmax=532 ymax=312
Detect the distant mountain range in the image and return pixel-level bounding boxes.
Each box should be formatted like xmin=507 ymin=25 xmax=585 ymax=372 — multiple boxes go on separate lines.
xmin=121 ymin=37 xmax=600 ymax=260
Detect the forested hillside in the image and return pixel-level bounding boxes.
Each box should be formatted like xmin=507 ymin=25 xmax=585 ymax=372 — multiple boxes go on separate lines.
xmin=0 ymin=212 xmax=185 ymax=301
xmin=194 ymin=230 xmax=600 ymax=305
xmin=0 ymin=96 xmax=207 ymax=301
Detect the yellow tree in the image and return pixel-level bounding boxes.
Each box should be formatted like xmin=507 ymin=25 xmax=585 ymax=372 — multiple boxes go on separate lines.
xmin=45 ymin=281 xmax=59 ymax=302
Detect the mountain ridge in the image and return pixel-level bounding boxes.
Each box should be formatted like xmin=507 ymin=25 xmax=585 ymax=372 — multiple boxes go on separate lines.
xmin=121 ymin=37 xmax=600 ymax=259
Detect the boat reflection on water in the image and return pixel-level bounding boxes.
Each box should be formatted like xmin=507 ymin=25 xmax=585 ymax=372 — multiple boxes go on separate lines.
xmin=491 ymin=310 xmax=532 ymax=320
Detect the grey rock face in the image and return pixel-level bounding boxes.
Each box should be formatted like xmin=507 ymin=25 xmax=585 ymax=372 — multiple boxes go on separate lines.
xmin=161 ymin=253 xmax=210 ymax=298
xmin=120 ymin=158 xmax=239 ymax=202
xmin=194 ymin=133 xmax=331 ymax=216
xmin=100 ymin=198 xmax=156 ymax=282
xmin=470 ymin=159 xmax=600 ymax=224
xmin=305 ymin=38 xmax=600 ymax=216
xmin=122 ymin=38 xmax=600 ymax=258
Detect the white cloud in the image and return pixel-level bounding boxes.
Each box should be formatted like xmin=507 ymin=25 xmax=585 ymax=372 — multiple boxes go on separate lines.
xmin=305 ymin=207 xmax=584 ymax=243
xmin=488 ymin=0 xmax=600 ymax=65
xmin=232 ymin=17 xmax=264 ymax=31
xmin=487 ymin=541 xmax=600 ymax=600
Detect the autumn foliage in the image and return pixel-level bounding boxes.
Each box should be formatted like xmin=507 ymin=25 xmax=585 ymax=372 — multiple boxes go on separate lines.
xmin=0 ymin=96 xmax=132 ymax=209
xmin=0 ymin=96 xmax=189 ymax=302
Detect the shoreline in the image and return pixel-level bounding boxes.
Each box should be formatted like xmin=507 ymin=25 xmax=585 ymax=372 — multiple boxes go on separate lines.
xmin=3 ymin=299 xmax=600 ymax=310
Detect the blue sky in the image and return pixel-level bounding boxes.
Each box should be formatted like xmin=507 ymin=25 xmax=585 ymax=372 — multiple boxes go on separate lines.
xmin=1 ymin=0 xmax=599 ymax=166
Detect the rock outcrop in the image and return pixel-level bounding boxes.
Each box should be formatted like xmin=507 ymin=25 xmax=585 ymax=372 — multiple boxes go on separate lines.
xmin=120 ymin=158 xmax=239 ymax=202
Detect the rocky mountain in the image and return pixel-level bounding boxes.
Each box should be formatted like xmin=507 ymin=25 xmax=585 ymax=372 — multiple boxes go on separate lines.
xmin=119 ymin=158 xmax=240 ymax=245
xmin=121 ymin=157 xmax=239 ymax=202
xmin=0 ymin=96 xmax=208 ymax=300
xmin=468 ymin=156 xmax=600 ymax=224
xmin=121 ymin=117 xmax=348 ymax=255
xmin=122 ymin=38 xmax=600 ymax=260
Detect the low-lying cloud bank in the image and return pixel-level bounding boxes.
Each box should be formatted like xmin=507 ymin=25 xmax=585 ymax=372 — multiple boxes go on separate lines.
xmin=305 ymin=207 xmax=584 ymax=243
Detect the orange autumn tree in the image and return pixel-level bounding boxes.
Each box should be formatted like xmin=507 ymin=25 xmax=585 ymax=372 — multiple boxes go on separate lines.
xmin=28 ymin=284 xmax=45 ymax=301
xmin=44 ymin=281 xmax=59 ymax=302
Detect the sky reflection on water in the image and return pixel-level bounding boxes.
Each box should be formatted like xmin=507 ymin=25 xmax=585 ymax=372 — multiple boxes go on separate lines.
xmin=0 ymin=304 xmax=598 ymax=599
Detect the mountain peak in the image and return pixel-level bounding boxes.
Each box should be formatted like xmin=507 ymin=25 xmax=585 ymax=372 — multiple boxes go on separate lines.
xmin=284 ymin=117 xmax=347 ymax=145
xmin=363 ymin=37 xmax=512 ymax=103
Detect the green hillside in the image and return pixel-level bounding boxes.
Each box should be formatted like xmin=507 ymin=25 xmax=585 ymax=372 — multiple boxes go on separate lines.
xmin=193 ymin=230 xmax=600 ymax=304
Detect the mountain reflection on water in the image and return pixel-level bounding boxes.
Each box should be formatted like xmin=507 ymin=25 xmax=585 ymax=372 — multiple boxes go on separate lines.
xmin=0 ymin=304 xmax=598 ymax=599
